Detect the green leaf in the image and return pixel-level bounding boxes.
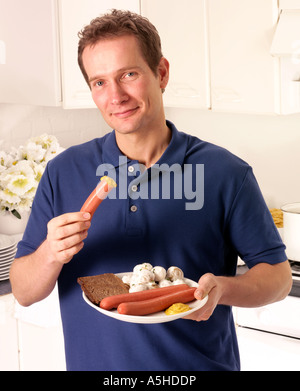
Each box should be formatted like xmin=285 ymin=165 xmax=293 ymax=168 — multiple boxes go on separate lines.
xmin=11 ymin=209 xmax=21 ymax=219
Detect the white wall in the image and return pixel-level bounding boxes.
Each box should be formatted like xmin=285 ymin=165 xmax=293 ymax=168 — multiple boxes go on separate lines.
xmin=1 ymin=102 xmax=299 ymax=208
xmin=0 ymin=103 xmax=109 ymax=149
xmin=165 ymin=107 xmax=300 ymax=208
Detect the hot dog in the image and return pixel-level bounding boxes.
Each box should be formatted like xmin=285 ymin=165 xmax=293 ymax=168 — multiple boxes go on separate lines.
xmin=80 ymin=176 xmax=117 ymax=218
xmin=100 ymin=284 xmax=191 ymax=310
xmin=117 ymin=287 xmax=196 ymax=316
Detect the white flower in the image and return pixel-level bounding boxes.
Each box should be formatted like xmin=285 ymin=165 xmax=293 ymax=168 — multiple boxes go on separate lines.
xmin=2 ymin=161 xmax=35 ymax=196
xmin=33 ymin=163 xmax=45 ymax=183
xmin=0 ymin=188 xmax=21 ymax=205
xmin=0 ymin=150 xmax=14 ymax=172
xmin=19 ymin=142 xmax=45 ymax=163
xmin=0 ymin=134 xmax=64 ymax=218
xmin=18 ymin=133 xmax=62 ymax=164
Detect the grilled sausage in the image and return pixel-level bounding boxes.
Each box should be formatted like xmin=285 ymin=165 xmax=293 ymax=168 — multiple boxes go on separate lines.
xmin=117 ymin=287 xmax=196 ymax=316
xmin=80 ymin=176 xmax=116 ymax=218
xmin=100 ymin=284 xmax=190 ymax=310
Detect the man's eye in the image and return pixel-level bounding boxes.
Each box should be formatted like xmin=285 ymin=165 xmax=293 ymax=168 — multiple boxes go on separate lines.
xmin=124 ymin=72 xmax=137 ymax=79
xmin=96 ymin=81 xmax=104 ymax=87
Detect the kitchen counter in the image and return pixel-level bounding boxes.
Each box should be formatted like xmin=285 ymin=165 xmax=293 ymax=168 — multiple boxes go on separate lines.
xmin=237 ymin=262 xmax=300 ymax=298
xmin=0 ymin=292 xmax=66 ymax=370
xmin=0 ymin=233 xmax=22 ymax=296
xmin=0 ymin=279 xmax=12 ymax=296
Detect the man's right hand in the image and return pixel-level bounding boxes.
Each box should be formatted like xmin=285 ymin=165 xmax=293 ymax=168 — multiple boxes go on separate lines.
xmin=45 ymin=212 xmax=91 ymax=265
xmin=10 ymin=211 xmax=91 ymax=306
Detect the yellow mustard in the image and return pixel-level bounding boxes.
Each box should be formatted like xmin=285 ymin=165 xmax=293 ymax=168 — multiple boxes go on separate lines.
xmin=100 ymin=176 xmax=117 ymax=188
xmin=165 ymin=303 xmax=191 ymax=315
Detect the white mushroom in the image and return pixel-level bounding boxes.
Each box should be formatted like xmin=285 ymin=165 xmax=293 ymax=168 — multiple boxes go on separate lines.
xmin=122 ymin=274 xmax=132 ymax=285
xmin=172 ymin=278 xmax=186 ymax=285
xmin=146 ymin=282 xmax=158 ymax=289
xmin=133 ymin=262 xmax=153 ymax=273
xmin=152 ymin=266 xmax=167 ymax=282
xmin=131 ymin=269 xmax=155 ymax=285
xmin=166 ymin=266 xmax=184 ymax=281
xmin=129 ymin=284 xmax=148 ymax=293
xmin=158 ymin=279 xmax=173 ymax=287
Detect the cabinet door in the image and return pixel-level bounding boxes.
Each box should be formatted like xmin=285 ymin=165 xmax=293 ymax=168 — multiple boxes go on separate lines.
xmin=0 ymin=0 xmax=61 ymax=106
xmin=0 ymin=295 xmax=19 ymax=370
xmin=141 ymin=0 xmax=210 ymax=109
xmin=208 ymin=0 xmax=279 ymax=114
xmin=18 ymin=320 xmax=66 ymax=370
xmin=59 ymin=0 xmax=140 ymax=109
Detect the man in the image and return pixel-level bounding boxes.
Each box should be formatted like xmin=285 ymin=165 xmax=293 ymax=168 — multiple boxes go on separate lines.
xmin=10 ymin=9 xmax=292 ymax=371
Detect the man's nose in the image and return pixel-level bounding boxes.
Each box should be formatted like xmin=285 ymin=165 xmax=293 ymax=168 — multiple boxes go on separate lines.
xmin=110 ymin=82 xmax=129 ymax=105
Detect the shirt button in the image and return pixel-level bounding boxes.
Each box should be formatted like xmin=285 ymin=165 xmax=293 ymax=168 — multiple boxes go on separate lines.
xmin=131 ymin=185 xmax=138 ymax=192
xmin=130 ymin=205 xmax=138 ymax=212
xmin=128 ymin=166 xmax=135 ymax=173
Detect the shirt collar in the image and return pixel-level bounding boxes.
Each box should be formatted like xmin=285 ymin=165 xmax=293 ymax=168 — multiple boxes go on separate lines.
xmin=102 ymin=120 xmax=188 ymax=169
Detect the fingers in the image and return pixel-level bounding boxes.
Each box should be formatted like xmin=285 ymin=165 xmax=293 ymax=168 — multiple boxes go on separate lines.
xmin=194 ymin=273 xmax=216 ymax=301
xmin=48 ymin=215 xmax=89 ymax=239
xmin=184 ymin=273 xmax=220 ymax=322
xmin=48 ymin=212 xmax=90 ymax=230
xmin=46 ymin=212 xmax=91 ymax=265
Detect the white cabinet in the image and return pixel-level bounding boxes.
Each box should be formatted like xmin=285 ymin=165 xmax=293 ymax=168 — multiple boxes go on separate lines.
xmin=0 ymin=0 xmax=61 ymax=106
xmin=208 ymin=0 xmax=280 ymax=114
xmin=0 ymin=0 xmax=139 ymax=108
xmin=236 ymin=326 xmax=300 ymax=371
xmin=0 ymin=294 xmax=19 ymax=371
xmin=141 ymin=0 xmax=210 ymax=109
xmin=0 ymin=292 xmax=66 ymax=371
xmin=59 ymin=0 xmax=140 ymax=108
xmin=17 ymin=318 xmax=66 ymax=371
xmin=1 ymin=0 xmax=298 ymax=115
xmin=270 ymin=2 xmax=300 ymax=114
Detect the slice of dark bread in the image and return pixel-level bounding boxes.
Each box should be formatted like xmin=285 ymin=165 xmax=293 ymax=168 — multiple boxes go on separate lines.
xmin=77 ymin=273 xmax=129 ymax=306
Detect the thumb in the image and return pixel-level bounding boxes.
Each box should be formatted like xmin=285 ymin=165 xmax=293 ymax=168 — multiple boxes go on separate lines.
xmin=194 ymin=288 xmax=206 ymax=300
xmin=194 ymin=273 xmax=216 ymax=300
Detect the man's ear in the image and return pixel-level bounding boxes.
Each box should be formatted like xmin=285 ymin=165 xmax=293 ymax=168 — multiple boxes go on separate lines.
xmin=158 ymin=57 xmax=170 ymax=92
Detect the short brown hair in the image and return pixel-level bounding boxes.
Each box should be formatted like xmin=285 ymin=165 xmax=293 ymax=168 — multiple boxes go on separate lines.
xmin=78 ymin=9 xmax=163 ymax=86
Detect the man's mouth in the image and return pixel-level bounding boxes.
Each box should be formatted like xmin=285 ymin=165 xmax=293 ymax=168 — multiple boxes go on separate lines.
xmin=112 ymin=107 xmax=139 ymax=119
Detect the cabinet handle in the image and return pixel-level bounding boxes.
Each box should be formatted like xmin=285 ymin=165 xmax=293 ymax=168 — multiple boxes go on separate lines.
xmin=168 ymin=83 xmax=201 ymax=98
xmin=212 ymin=88 xmax=243 ymax=103
xmin=0 ymin=40 xmax=6 ymax=65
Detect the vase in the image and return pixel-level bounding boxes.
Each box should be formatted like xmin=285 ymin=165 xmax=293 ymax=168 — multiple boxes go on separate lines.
xmin=0 ymin=210 xmax=30 ymax=235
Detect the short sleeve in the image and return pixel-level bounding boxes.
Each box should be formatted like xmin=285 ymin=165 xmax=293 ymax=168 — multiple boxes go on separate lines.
xmin=15 ymin=164 xmax=54 ymax=258
xmin=227 ymin=167 xmax=287 ymax=268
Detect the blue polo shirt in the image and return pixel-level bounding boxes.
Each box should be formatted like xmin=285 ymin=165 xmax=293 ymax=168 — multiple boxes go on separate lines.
xmin=16 ymin=121 xmax=286 ymax=371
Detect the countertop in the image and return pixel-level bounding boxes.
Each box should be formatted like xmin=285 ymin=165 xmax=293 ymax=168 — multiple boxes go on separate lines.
xmin=0 ymin=233 xmax=22 ymax=296
xmin=0 ymin=279 xmax=12 ymax=296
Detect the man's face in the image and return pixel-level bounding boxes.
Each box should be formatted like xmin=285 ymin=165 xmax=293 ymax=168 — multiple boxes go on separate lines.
xmin=82 ymin=35 xmax=169 ymax=135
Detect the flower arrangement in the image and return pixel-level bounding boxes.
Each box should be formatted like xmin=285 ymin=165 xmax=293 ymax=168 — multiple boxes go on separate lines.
xmin=0 ymin=134 xmax=64 ymax=219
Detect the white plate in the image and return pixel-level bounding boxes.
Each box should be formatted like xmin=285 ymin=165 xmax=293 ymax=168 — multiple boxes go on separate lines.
xmin=0 ymin=250 xmax=16 ymax=261
xmin=82 ymin=272 xmax=208 ymax=324
xmin=0 ymin=267 xmax=10 ymax=277
xmin=0 ymin=273 xmax=9 ymax=281
xmin=0 ymin=234 xmax=16 ymax=250
xmin=0 ymin=262 xmax=12 ymax=270
xmin=0 ymin=267 xmax=10 ymax=276
xmin=0 ymin=261 xmax=13 ymax=269
xmin=0 ymin=244 xmax=17 ymax=256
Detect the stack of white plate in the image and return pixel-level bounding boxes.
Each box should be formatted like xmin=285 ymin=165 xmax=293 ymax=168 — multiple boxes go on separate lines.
xmin=0 ymin=234 xmax=17 ymax=281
